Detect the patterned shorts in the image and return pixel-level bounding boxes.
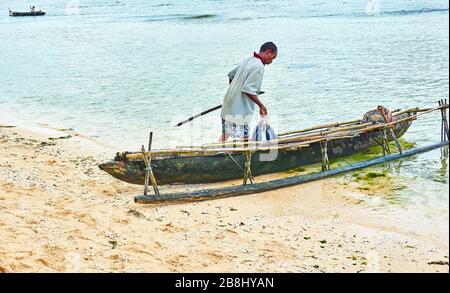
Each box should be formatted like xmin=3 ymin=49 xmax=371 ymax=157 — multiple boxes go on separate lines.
xmin=222 ymin=119 xmax=249 ymax=139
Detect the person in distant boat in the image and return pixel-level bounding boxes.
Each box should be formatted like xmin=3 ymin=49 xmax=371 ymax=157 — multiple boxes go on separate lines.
xmin=220 ymin=42 xmax=277 ymax=142
xmin=30 ymin=6 xmax=36 ymax=12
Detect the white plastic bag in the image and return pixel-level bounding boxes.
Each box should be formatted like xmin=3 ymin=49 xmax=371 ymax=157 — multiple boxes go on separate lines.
xmin=251 ymin=117 xmax=278 ymax=142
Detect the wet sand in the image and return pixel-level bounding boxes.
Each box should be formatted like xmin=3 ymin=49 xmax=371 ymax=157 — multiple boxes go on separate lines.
xmin=0 ymin=125 xmax=448 ymax=272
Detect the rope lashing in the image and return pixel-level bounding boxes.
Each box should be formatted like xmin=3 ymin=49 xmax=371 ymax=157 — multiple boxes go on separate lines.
xmin=439 ymin=99 xmax=449 ymax=142
xmin=243 ymin=151 xmax=254 ymax=185
xmin=320 ymin=138 xmax=331 ymax=171
xmin=141 ymin=145 xmax=160 ymax=196
xmin=381 ymin=127 xmax=391 ymax=156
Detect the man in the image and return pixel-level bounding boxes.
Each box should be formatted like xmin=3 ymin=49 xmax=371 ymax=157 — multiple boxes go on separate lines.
xmin=220 ymin=42 xmax=277 ymax=142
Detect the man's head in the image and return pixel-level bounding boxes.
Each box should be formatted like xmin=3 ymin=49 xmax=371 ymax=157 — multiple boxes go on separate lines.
xmin=259 ymin=42 xmax=278 ymax=65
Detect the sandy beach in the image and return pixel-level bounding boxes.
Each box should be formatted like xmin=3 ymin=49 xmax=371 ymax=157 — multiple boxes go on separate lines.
xmin=0 ymin=125 xmax=448 ymax=273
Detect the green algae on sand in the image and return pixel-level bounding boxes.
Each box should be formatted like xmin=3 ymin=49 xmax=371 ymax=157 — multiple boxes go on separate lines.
xmin=48 ymin=135 xmax=72 ymax=141
xmin=284 ymin=138 xmax=416 ymax=176
xmin=281 ymin=139 xmax=416 ymax=201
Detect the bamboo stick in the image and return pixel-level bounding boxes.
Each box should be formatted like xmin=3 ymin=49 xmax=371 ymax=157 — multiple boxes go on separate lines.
xmin=188 ymin=122 xmax=373 ymax=150
xmin=127 ymin=118 xmax=406 ymax=159
xmin=142 ymin=145 xmax=149 ymax=196
xmin=380 ymin=110 xmax=402 ymax=154
xmin=189 ymin=107 xmax=427 ymax=149
xmin=204 ymin=134 xmax=324 ymax=148
xmin=280 ymin=107 xmax=424 ymax=138
xmin=444 ymin=99 xmax=449 ymax=141
xmin=142 ymin=132 xmax=152 ymax=196
xmin=125 ymin=105 xmax=447 ymax=160
xmin=387 ymin=107 xmax=429 ymax=116
xmin=125 ymin=132 xmax=362 ymax=160
xmin=321 ymin=122 xmax=372 ymax=135
xmin=391 ymin=107 xmax=420 ymax=116
xmin=178 ymin=133 xmax=358 ymax=152
xmin=125 ymin=141 xmax=315 ymax=160
xmin=181 ymin=106 xmax=434 ymax=150
xmin=440 ymin=99 xmax=449 ymax=141
xmin=278 ymin=119 xmax=361 ymax=137
xmin=360 ymin=104 xmax=447 ymax=134
xmin=442 ymin=101 xmax=445 ymax=141
xmin=280 ymin=107 xmax=423 ymax=138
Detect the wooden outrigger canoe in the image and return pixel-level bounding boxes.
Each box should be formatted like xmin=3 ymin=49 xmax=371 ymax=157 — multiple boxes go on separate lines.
xmin=99 ymin=107 xmax=431 ymax=186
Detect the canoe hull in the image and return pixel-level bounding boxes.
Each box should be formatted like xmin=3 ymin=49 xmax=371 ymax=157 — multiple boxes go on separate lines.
xmin=99 ymin=117 xmax=413 ymax=186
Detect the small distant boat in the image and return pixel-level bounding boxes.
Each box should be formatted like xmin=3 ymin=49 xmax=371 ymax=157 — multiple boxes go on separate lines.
xmin=9 ymin=9 xmax=46 ymax=17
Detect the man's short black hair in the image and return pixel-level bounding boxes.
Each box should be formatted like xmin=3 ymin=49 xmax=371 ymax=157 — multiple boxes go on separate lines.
xmin=260 ymin=42 xmax=277 ymax=54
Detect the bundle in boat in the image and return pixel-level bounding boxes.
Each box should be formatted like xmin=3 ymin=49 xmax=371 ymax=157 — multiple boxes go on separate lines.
xmin=99 ymin=106 xmax=427 ymax=185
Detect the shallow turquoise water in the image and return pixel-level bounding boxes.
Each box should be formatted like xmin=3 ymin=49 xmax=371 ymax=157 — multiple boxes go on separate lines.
xmin=1 ymin=0 xmax=448 ymax=148
xmin=0 ymin=1 xmax=448 ymax=225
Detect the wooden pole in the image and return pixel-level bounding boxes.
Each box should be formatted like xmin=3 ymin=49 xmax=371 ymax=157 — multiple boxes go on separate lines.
xmin=381 ymin=128 xmax=391 ymax=156
xmin=442 ymin=99 xmax=449 ymax=141
xmin=243 ymin=151 xmax=254 ymax=185
xmin=174 ymin=105 xmax=222 ymax=127
xmin=180 ymin=107 xmax=439 ymax=149
xmin=320 ymin=139 xmax=331 ymax=171
xmin=141 ymin=145 xmax=150 ymax=196
xmin=174 ymin=93 xmax=265 ymax=127
xmin=148 ymin=131 xmax=153 ymax=151
xmin=141 ymin=132 xmax=160 ymax=197
xmin=125 ymin=140 xmax=315 ymax=158
xmin=278 ymin=107 xmax=422 ymax=138
xmin=186 ymin=105 xmax=443 ymax=150
xmin=359 ymin=104 xmax=446 ymax=135
xmin=440 ymin=100 xmax=444 ymax=142
xmin=140 ymin=132 xmax=154 ymax=196
xmin=148 ymin=132 xmax=160 ymax=195
xmin=199 ymin=122 xmax=373 ymax=149
xmin=147 ymin=132 xmax=160 ymax=195
xmin=380 ymin=109 xmax=402 ymax=155
xmin=278 ymin=119 xmax=361 ymax=137
xmin=444 ymin=99 xmax=448 ymax=140
xmin=126 ymin=105 xmax=448 ymax=159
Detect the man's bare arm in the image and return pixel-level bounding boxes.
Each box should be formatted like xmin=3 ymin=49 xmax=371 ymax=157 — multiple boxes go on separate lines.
xmin=245 ymin=93 xmax=267 ymax=116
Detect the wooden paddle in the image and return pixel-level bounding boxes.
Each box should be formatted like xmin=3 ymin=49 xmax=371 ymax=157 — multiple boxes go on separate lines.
xmin=175 ymin=91 xmax=265 ymax=127
xmin=175 ymin=104 xmax=222 ymax=127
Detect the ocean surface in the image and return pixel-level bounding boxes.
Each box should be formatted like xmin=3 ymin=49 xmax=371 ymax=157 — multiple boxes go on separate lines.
xmin=0 ymin=0 xmax=448 ymax=234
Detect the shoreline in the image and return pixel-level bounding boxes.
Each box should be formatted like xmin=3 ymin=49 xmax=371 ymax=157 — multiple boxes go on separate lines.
xmin=0 ymin=124 xmax=448 ymax=272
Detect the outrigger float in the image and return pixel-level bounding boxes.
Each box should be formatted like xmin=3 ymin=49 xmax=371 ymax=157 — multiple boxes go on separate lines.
xmin=99 ymin=100 xmax=449 ymax=203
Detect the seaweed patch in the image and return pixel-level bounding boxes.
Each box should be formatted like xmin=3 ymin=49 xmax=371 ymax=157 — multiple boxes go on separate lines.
xmin=48 ymin=135 xmax=72 ymax=141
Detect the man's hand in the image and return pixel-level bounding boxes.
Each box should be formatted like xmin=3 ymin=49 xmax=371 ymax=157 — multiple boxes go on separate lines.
xmin=259 ymin=105 xmax=268 ymax=116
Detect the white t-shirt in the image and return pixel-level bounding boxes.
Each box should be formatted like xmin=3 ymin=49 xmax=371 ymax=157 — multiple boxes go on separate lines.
xmin=220 ymin=55 xmax=264 ymax=124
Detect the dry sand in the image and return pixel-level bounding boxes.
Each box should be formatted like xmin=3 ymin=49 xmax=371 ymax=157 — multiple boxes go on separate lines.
xmin=0 ymin=125 xmax=448 ymax=272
